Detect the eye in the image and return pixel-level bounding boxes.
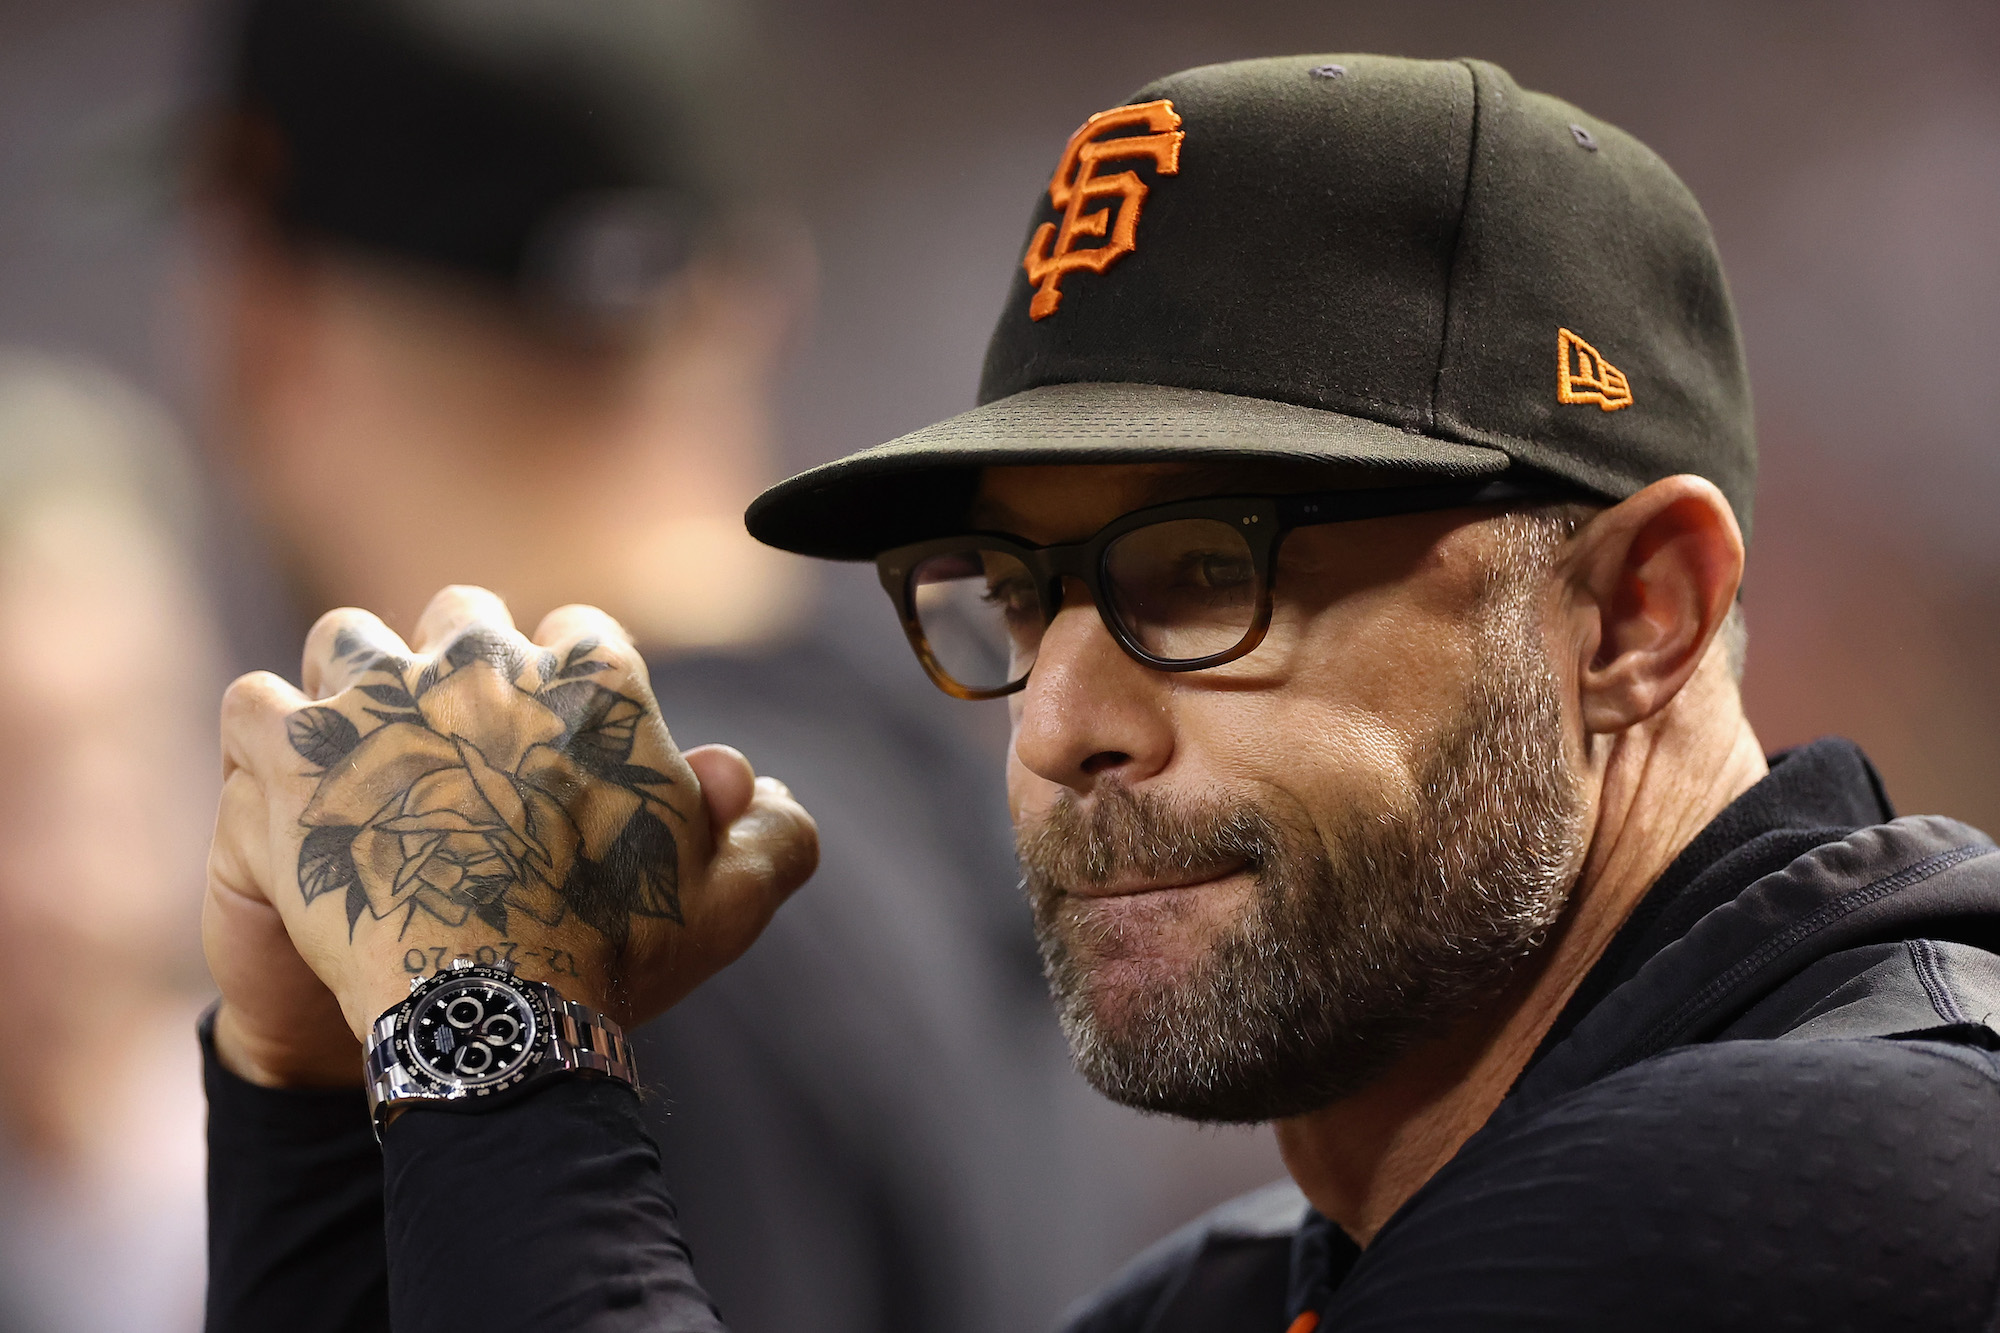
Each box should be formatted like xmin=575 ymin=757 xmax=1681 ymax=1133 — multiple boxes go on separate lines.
xmin=980 ymin=571 xmax=1040 ymax=619
xmin=1180 ymin=550 xmax=1254 ymax=591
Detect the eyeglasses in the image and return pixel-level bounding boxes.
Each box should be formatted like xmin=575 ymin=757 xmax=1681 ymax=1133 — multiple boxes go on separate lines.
xmin=875 ymin=478 xmax=1556 ymax=700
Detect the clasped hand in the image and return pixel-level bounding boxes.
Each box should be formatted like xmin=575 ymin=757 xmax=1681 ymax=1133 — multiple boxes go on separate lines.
xmin=205 ymin=587 xmax=819 ymax=1087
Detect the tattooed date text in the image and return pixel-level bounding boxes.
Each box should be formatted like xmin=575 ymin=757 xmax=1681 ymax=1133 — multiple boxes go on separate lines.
xmin=401 ymin=942 xmax=584 ymax=979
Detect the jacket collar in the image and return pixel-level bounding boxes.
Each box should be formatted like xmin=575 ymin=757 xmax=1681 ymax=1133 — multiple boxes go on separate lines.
xmin=1525 ymin=737 xmax=1896 ymax=1071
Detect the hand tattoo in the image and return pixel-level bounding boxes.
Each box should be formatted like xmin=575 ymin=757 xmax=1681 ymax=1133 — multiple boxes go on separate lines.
xmin=288 ymin=631 xmax=683 ymax=946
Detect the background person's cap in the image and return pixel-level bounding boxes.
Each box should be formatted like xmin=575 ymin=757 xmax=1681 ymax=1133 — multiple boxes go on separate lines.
xmin=205 ymin=0 xmax=772 ymax=322
xmin=747 ymin=54 xmax=1755 ymax=560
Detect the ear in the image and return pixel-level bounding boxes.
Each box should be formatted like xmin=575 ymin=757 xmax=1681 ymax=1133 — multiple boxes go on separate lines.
xmin=1565 ymin=475 xmax=1744 ymax=734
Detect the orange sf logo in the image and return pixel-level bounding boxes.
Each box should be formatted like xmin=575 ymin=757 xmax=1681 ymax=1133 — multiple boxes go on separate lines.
xmin=1022 ymin=99 xmax=1184 ymax=320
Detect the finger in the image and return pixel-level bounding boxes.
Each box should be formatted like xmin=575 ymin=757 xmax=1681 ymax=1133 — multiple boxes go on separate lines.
xmin=207 ymin=767 xmax=281 ymax=910
xmin=203 ymin=775 xmax=359 ymax=1086
xmin=706 ymin=775 xmax=820 ymax=911
xmin=412 ymin=585 xmax=517 ymax=655
xmin=685 ymin=744 xmax=756 ymax=830
xmin=532 ymin=603 xmax=637 ymax=653
xmin=532 ymin=604 xmax=651 ymax=694
xmin=302 ymin=608 xmax=413 ymax=699
xmin=220 ymin=670 xmax=312 ymax=783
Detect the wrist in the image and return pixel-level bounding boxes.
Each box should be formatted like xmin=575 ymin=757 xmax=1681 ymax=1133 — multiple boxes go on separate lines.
xmin=350 ymin=940 xmax=615 ymax=1040
xmin=363 ymin=960 xmax=636 ymax=1137
xmin=212 ymin=1001 xmax=364 ymax=1089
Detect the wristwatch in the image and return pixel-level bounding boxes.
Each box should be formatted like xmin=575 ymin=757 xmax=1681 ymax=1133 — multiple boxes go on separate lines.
xmin=364 ymin=958 xmax=636 ymax=1139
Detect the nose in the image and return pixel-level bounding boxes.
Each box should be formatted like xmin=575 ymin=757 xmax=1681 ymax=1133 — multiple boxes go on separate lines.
xmin=1011 ymin=577 xmax=1175 ymax=795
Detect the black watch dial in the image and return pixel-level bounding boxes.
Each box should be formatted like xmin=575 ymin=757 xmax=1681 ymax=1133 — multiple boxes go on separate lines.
xmin=407 ymin=975 xmax=538 ymax=1087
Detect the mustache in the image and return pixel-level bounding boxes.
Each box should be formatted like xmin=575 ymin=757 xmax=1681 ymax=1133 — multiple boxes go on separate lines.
xmin=1015 ymin=783 xmax=1282 ymax=893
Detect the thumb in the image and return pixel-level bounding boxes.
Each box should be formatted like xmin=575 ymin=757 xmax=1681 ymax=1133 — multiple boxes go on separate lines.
xmin=685 ymin=744 xmax=757 ymax=832
xmin=706 ymin=775 xmax=820 ymax=928
xmin=614 ymin=771 xmax=818 ymax=1024
xmin=617 ymin=766 xmax=819 ymax=1023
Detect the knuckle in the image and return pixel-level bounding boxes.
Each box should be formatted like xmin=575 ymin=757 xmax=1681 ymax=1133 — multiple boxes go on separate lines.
xmin=440 ymin=623 xmax=531 ymax=675
xmin=786 ymin=810 xmax=821 ymax=867
xmin=547 ymin=632 xmax=648 ymax=695
xmin=304 ymin=609 xmax=406 ymax=678
xmin=601 ymin=646 xmax=651 ymax=692
xmin=222 ymin=670 xmax=286 ymax=718
xmin=306 ymin=606 xmax=366 ymax=639
xmin=735 ymin=796 xmax=820 ymax=886
xmin=416 ymin=586 xmax=512 ymax=638
xmin=554 ymin=603 xmax=636 ymax=646
xmin=220 ymin=672 xmax=296 ymax=769
xmin=423 ymin=585 xmax=509 ymax=624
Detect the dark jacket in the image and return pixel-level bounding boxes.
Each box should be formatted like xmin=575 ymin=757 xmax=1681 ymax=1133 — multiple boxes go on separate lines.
xmin=206 ymin=738 xmax=2000 ymax=1332
xmin=1064 ymin=738 xmax=2000 ymax=1333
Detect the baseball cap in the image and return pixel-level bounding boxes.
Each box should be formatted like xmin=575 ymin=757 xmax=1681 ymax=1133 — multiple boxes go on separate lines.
xmin=206 ymin=0 xmax=770 ymax=320
xmin=746 ymin=54 xmax=1755 ymax=560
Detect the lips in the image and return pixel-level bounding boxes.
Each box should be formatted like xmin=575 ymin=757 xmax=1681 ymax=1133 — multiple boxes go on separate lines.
xmin=1065 ymin=861 xmax=1252 ymax=900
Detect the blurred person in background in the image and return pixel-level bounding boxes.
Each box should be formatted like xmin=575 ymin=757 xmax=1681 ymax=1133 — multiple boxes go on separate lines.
xmin=0 ymin=352 xmax=220 ymax=1333
xmin=185 ymin=1 xmax=1154 ymax=1330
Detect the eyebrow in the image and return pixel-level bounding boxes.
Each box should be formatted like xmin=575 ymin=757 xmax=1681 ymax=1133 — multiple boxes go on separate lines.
xmin=964 ymin=490 xmax=1024 ymax=530
xmin=1134 ymin=464 xmax=1259 ymax=506
xmin=964 ymin=474 xmax=1198 ymax=535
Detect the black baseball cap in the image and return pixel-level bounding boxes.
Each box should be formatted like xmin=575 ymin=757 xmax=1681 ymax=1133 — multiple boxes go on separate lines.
xmin=747 ymin=54 xmax=1755 ymax=559
xmin=206 ymin=0 xmax=769 ymax=319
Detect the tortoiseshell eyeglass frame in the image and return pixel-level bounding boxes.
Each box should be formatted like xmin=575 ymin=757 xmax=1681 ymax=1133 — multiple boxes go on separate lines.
xmin=875 ymin=477 xmax=1563 ymax=700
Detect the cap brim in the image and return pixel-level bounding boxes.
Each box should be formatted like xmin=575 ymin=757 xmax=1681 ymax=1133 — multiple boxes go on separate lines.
xmin=746 ymin=381 xmax=1514 ymax=560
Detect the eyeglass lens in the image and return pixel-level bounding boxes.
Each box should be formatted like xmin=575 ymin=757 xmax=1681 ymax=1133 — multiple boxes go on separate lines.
xmin=910 ymin=548 xmax=1041 ymax=694
xmin=908 ymin=517 xmax=1261 ymax=693
xmin=1101 ymin=518 xmax=1260 ymax=661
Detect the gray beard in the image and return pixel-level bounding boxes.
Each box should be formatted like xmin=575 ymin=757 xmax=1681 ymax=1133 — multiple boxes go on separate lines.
xmin=1017 ymin=615 xmax=1586 ymax=1124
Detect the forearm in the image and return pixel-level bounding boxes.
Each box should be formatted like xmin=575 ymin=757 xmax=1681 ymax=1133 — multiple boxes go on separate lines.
xmin=202 ymin=1010 xmax=389 ymax=1333
xmin=383 ymin=1080 xmax=728 ymax=1333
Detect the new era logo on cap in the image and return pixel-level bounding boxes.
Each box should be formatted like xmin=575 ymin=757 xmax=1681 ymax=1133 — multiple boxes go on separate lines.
xmin=1556 ymin=328 xmax=1632 ymax=412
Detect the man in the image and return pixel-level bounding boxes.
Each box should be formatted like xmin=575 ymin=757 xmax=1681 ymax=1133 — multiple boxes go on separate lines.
xmin=0 ymin=353 xmax=217 ymax=1333
xmin=202 ymin=54 xmax=2000 ymax=1331
xmin=191 ymin=2 xmax=1145 ymax=1330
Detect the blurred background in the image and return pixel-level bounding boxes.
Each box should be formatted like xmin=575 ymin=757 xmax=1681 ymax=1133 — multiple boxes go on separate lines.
xmin=0 ymin=0 xmax=1995 ymax=1329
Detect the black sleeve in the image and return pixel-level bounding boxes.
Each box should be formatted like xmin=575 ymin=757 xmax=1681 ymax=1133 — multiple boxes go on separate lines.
xmin=382 ymin=1079 xmax=728 ymax=1333
xmin=205 ymin=1009 xmax=727 ymax=1333
xmin=201 ymin=1012 xmax=390 ymax=1333
xmin=1328 ymin=1039 xmax=2000 ymax=1332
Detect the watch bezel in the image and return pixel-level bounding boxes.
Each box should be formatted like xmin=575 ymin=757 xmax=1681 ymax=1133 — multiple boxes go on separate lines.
xmin=388 ymin=964 xmax=553 ymax=1103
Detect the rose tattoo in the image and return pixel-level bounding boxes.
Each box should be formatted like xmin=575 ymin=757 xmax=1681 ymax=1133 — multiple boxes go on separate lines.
xmin=287 ymin=631 xmax=682 ymax=946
